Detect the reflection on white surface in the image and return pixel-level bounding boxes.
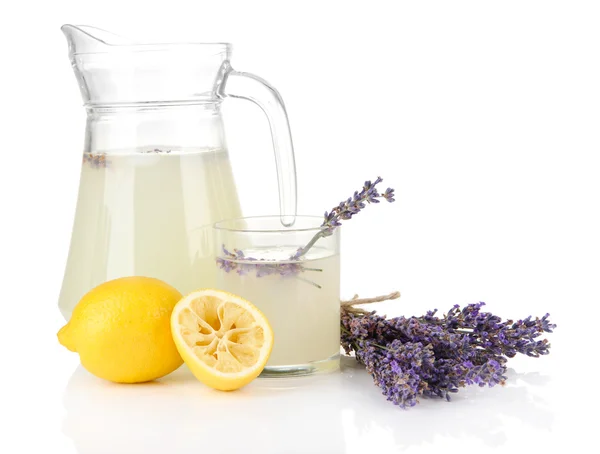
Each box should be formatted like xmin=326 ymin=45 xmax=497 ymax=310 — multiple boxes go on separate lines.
xmin=62 ymin=357 xmax=554 ymax=454
xmin=340 ymin=361 xmax=554 ymax=450
xmin=63 ymin=363 xmax=348 ymax=454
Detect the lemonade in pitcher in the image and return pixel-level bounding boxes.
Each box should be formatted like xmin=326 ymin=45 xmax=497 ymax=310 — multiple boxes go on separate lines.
xmin=58 ymin=148 xmax=241 ymax=319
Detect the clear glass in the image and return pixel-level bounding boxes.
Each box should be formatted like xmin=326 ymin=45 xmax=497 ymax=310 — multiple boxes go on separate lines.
xmin=214 ymin=216 xmax=341 ymax=376
xmin=58 ymin=25 xmax=297 ymax=320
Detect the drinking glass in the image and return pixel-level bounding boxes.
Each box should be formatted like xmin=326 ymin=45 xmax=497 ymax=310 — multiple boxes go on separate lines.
xmin=214 ymin=216 xmax=340 ymax=376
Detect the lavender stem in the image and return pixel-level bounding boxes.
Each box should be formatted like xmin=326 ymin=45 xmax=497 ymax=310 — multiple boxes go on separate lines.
xmin=294 ymin=229 xmax=327 ymax=258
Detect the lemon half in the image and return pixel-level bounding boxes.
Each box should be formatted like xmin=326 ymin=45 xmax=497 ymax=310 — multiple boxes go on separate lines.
xmin=171 ymin=289 xmax=274 ymax=391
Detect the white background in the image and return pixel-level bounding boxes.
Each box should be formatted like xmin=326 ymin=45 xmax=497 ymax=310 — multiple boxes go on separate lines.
xmin=1 ymin=1 xmax=599 ymax=453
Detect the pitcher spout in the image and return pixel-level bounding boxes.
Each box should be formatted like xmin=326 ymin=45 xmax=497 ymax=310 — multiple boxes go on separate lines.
xmin=61 ymin=24 xmax=134 ymax=57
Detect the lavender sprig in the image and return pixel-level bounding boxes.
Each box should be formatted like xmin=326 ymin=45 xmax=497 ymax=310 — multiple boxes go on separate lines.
xmin=294 ymin=177 xmax=395 ymax=259
xmin=418 ymin=303 xmax=555 ymax=358
xmin=341 ymin=300 xmax=555 ymax=408
xmin=217 ymin=177 xmax=395 ymax=280
xmin=325 ymin=177 xmax=395 ymax=230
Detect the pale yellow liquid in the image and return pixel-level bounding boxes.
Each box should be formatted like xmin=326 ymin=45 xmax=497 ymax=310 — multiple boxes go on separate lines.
xmin=217 ymin=248 xmax=340 ymax=373
xmin=58 ymin=149 xmax=242 ymax=320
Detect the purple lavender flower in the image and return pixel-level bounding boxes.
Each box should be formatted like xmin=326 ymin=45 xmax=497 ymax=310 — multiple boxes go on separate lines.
xmin=216 ymin=245 xmax=309 ymax=279
xmin=419 ymin=302 xmax=556 ymax=358
xmin=353 ymin=340 xmax=428 ymax=408
xmin=320 ymin=177 xmax=395 ymax=237
xmin=341 ymin=303 xmax=554 ymax=408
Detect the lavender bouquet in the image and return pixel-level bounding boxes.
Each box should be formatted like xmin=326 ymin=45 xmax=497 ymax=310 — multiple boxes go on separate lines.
xmin=341 ymin=294 xmax=555 ymax=408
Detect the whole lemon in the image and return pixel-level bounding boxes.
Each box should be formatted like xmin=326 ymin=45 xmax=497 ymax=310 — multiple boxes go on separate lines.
xmin=58 ymin=277 xmax=184 ymax=383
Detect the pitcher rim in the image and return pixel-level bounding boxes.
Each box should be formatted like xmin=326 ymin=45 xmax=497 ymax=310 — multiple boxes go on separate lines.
xmin=62 ymin=24 xmax=231 ymax=55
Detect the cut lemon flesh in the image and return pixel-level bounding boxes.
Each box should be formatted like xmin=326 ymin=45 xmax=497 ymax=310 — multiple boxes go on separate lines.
xmin=171 ymin=289 xmax=274 ymax=391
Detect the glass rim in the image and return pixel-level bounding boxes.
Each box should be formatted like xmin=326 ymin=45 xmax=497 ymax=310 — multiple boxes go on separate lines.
xmin=213 ymin=215 xmax=326 ymax=233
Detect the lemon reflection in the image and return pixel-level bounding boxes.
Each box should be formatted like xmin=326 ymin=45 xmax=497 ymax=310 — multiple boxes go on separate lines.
xmin=62 ymin=364 xmax=347 ymax=454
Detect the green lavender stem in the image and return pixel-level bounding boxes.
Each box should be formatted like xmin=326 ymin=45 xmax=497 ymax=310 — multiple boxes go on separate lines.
xmin=294 ymin=229 xmax=327 ymax=259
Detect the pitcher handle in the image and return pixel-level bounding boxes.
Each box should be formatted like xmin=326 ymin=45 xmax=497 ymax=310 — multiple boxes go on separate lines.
xmin=217 ymin=62 xmax=297 ymax=227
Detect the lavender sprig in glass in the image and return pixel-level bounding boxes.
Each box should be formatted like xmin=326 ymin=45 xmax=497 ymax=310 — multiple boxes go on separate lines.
xmin=292 ymin=177 xmax=395 ymax=260
xmin=216 ymin=177 xmax=395 ymax=280
xmin=216 ymin=245 xmax=324 ymax=288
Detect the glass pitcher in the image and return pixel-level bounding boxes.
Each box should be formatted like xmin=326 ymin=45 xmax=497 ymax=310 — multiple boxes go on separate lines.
xmin=58 ymin=25 xmax=297 ymax=320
